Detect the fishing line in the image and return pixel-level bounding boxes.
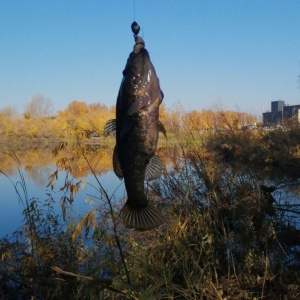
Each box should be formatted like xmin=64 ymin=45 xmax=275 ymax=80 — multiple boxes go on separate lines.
xmin=133 ymin=0 xmax=136 ymax=20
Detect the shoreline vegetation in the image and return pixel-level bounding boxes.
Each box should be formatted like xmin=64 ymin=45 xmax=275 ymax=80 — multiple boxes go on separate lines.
xmin=0 ymin=99 xmax=258 ymax=141
xmin=1 ymin=100 xmax=300 ymax=299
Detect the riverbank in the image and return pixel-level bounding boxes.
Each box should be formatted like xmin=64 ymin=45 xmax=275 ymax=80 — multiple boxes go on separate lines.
xmin=1 ymin=127 xmax=300 ymax=299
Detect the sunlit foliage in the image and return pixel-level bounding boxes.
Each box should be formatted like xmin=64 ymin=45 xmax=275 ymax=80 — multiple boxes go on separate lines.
xmin=0 ymin=99 xmax=256 ymax=144
xmin=1 ymin=100 xmax=300 ymax=298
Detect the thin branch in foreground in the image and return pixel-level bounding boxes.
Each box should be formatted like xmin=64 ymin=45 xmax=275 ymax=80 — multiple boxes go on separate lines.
xmin=75 ymin=134 xmax=131 ymax=284
xmin=52 ymin=266 xmax=132 ymax=294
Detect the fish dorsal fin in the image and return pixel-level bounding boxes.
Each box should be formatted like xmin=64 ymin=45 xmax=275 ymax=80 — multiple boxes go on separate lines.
xmin=113 ymin=146 xmax=123 ymax=180
xmin=104 ymin=119 xmax=116 ymax=137
xmin=122 ymin=203 xmax=163 ymax=231
xmin=145 ymin=155 xmax=164 ymax=181
xmin=159 ymin=121 xmax=167 ymax=139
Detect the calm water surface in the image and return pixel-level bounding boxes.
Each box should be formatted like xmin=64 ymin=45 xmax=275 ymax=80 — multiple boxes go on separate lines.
xmin=0 ymin=164 xmax=125 ymax=238
xmin=1 ymin=142 xmax=299 ymax=238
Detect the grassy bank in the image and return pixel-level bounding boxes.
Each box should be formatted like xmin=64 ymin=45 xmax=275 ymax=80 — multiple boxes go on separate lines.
xmin=0 ymin=128 xmax=300 ymax=299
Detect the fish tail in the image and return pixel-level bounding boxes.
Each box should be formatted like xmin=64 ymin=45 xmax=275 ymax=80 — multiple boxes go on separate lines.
xmin=122 ymin=203 xmax=163 ymax=231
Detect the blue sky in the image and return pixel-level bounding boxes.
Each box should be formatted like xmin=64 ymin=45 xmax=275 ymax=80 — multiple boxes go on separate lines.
xmin=1 ymin=0 xmax=300 ymax=118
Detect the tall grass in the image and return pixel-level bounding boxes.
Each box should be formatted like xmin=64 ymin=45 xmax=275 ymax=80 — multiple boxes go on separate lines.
xmin=1 ymin=127 xmax=300 ymax=299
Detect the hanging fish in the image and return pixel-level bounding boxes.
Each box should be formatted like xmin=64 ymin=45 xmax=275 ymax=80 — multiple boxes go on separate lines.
xmin=104 ymin=22 xmax=166 ymax=231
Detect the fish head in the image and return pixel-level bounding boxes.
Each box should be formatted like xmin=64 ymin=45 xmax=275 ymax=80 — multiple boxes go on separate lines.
xmin=120 ymin=36 xmax=162 ymax=115
xmin=123 ymin=36 xmax=152 ymax=82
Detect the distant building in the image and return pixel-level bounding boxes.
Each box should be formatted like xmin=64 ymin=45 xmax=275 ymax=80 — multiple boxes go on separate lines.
xmin=263 ymin=100 xmax=300 ymax=125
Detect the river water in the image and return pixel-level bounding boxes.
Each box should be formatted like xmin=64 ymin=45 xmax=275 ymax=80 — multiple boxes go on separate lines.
xmin=0 ymin=139 xmax=173 ymax=239
xmin=1 ymin=140 xmax=299 ymax=239
xmin=0 ymin=163 xmax=126 ymax=238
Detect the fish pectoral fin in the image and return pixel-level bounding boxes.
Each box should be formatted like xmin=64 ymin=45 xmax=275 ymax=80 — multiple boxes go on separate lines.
xmin=104 ymin=119 xmax=116 ymax=137
xmin=159 ymin=121 xmax=167 ymax=139
xmin=122 ymin=203 xmax=163 ymax=231
xmin=145 ymin=155 xmax=164 ymax=181
xmin=113 ymin=146 xmax=123 ymax=179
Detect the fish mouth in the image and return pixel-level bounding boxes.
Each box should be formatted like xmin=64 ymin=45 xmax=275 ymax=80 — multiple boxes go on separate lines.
xmin=123 ymin=37 xmax=151 ymax=80
xmin=133 ymin=36 xmax=145 ymax=53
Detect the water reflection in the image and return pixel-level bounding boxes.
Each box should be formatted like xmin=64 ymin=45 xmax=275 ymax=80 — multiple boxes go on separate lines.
xmin=0 ymin=165 xmax=127 ymax=238
xmin=0 ymin=143 xmax=124 ymax=238
xmin=24 ymin=165 xmax=53 ymax=187
xmin=0 ymin=141 xmax=177 ymax=237
xmin=1 ymin=139 xmax=299 ymax=238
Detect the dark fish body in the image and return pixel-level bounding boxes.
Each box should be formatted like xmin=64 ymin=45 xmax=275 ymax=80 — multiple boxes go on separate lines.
xmin=105 ymin=34 xmax=165 ymax=231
